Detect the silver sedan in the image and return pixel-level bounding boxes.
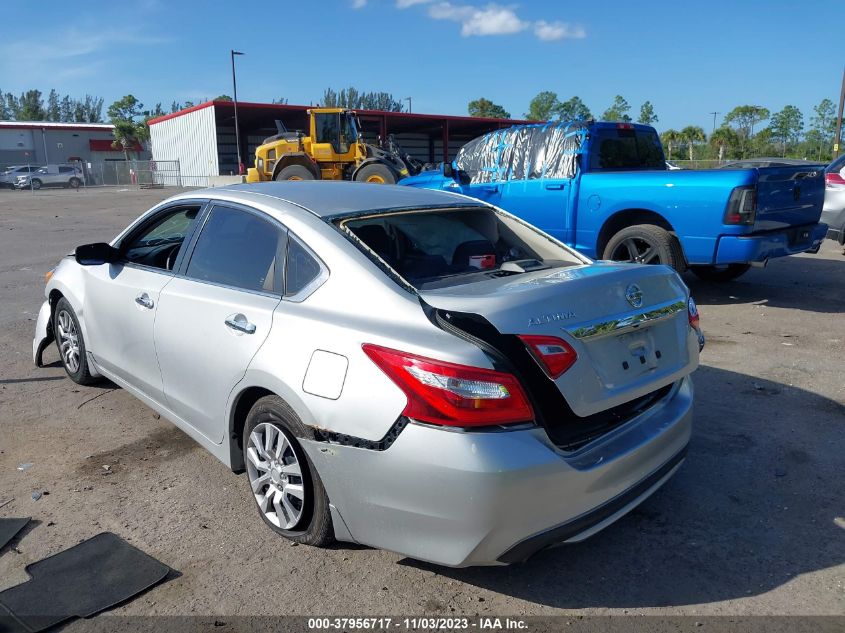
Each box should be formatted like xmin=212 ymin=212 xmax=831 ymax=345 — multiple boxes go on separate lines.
xmin=33 ymin=182 xmax=702 ymax=566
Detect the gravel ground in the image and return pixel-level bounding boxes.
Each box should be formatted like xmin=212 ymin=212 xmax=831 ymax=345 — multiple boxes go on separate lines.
xmin=0 ymin=187 xmax=843 ymax=619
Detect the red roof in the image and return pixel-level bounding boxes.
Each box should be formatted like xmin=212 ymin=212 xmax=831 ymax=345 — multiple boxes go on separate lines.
xmin=146 ymin=100 xmax=528 ymax=127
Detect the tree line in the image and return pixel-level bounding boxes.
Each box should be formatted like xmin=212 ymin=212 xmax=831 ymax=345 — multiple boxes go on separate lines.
xmin=0 ymin=89 xmax=104 ymax=123
xmin=466 ymin=92 xmax=842 ymax=162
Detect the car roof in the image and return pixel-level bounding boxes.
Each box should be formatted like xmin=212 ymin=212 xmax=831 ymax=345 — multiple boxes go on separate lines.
xmin=205 ymin=181 xmax=480 ymax=219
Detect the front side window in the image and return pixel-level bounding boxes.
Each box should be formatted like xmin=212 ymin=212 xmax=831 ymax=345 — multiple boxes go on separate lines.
xmin=122 ymin=206 xmax=201 ymax=270
xmin=186 ymin=205 xmax=284 ymax=294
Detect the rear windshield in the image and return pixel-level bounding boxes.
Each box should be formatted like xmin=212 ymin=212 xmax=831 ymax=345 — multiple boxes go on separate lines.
xmin=338 ymin=207 xmax=583 ymax=290
xmin=589 ymin=128 xmax=665 ymax=171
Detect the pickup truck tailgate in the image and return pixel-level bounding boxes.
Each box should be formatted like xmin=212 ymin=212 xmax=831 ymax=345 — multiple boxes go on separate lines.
xmin=753 ymin=165 xmax=825 ymax=230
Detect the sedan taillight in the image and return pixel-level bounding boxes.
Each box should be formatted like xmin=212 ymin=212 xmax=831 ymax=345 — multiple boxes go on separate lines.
xmin=517 ymin=335 xmax=577 ymax=379
xmin=362 ymin=344 xmax=534 ymax=427
xmin=825 ymin=171 xmax=845 ymax=187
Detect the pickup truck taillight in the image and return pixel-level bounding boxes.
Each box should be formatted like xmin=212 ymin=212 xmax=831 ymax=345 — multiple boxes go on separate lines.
xmin=724 ymin=185 xmax=756 ymax=225
xmin=362 ymin=344 xmax=534 ymax=427
xmin=825 ymin=171 xmax=845 ymax=187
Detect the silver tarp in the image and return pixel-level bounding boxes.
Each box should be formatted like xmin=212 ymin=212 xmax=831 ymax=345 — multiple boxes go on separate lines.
xmin=455 ymin=122 xmax=587 ymax=184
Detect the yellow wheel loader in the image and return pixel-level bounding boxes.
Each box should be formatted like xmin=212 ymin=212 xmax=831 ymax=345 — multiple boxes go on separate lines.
xmin=246 ymin=108 xmax=421 ymax=185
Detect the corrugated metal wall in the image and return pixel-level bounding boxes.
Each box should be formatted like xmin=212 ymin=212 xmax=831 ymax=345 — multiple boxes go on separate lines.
xmin=150 ymin=106 xmax=218 ymax=186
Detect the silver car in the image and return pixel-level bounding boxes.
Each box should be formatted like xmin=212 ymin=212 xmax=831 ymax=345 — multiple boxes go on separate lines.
xmin=15 ymin=164 xmax=83 ymax=190
xmin=33 ymin=182 xmax=702 ymax=566
xmin=0 ymin=165 xmax=41 ymax=188
xmin=822 ymin=153 xmax=845 ymax=244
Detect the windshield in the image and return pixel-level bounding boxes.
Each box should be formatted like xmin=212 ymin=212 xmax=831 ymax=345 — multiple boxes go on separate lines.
xmin=589 ymin=127 xmax=665 ymax=171
xmin=339 ymin=207 xmax=583 ymax=290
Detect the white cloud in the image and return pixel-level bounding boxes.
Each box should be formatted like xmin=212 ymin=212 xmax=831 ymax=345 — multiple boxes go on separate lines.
xmin=403 ymin=2 xmax=585 ymax=41
xmin=351 ymin=0 xmax=367 ymax=8
xmin=534 ymin=20 xmax=586 ymax=41
xmin=429 ymin=3 xmax=528 ymax=36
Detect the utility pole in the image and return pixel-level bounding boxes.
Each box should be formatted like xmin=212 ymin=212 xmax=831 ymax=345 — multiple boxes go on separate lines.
xmin=709 ymin=112 xmax=719 ymax=135
xmin=835 ymin=66 xmax=844 ymax=156
xmin=405 ymin=97 xmax=412 ymax=113
xmin=231 ymin=50 xmax=245 ymax=175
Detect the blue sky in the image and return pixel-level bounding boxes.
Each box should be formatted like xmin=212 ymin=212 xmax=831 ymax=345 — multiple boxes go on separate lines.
xmin=1 ymin=0 xmax=841 ymax=131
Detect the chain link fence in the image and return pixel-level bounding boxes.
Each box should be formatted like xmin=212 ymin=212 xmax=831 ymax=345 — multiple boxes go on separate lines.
xmin=0 ymin=160 xmax=182 ymax=190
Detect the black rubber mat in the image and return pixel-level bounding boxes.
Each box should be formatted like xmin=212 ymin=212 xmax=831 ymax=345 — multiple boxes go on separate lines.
xmin=0 ymin=519 xmax=30 ymax=552
xmin=0 ymin=532 xmax=172 ymax=633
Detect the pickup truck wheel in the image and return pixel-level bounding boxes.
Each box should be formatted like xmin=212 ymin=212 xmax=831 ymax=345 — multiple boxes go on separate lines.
xmin=275 ymin=165 xmax=314 ymax=181
xmin=354 ymin=163 xmax=397 ymax=184
xmin=689 ymin=264 xmax=751 ymax=282
xmin=603 ymin=224 xmax=685 ymax=272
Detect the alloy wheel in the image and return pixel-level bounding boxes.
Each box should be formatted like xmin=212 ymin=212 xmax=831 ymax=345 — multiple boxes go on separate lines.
xmin=56 ymin=310 xmax=80 ymax=373
xmin=246 ymin=422 xmax=305 ymax=529
xmin=610 ymin=237 xmax=661 ymax=264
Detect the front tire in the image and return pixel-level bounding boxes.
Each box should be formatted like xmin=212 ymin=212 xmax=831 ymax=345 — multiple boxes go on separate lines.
xmin=354 ymin=163 xmax=397 ymax=184
xmin=243 ymin=396 xmax=333 ymax=546
xmin=275 ymin=165 xmax=315 ymax=181
xmin=690 ymin=264 xmax=751 ymax=282
xmin=603 ymin=224 xmax=686 ymax=273
xmin=53 ymin=298 xmax=99 ymax=385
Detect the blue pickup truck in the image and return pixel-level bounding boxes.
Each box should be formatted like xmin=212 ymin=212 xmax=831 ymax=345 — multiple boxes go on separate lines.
xmin=400 ymin=121 xmax=827 ymax=281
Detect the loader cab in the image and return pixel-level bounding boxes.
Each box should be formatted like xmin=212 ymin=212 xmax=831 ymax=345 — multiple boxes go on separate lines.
xmin=310 ymin=109 xmax=360 ymax=161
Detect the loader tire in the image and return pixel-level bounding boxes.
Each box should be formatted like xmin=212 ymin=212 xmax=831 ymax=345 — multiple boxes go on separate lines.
xmin=275 ymin=165 xmax=315 ymax=181
xmin=354 ymin=163 xmax=397 ymax=185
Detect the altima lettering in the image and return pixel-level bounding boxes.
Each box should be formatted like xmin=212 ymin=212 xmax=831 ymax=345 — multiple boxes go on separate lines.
xmin=529 ymin=311 xmax=576 ymax=326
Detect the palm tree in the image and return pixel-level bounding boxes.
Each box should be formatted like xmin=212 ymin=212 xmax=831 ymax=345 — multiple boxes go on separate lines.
xmin=709 ymin=126 xmax=738 ymax=164
xmin=681 ymin=125 xmax=707 ymax=161
xmin=660 ymin=129 xmax=681 ymax=161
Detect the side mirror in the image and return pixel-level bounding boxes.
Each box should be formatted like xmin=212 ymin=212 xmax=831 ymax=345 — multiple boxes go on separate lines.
xmin=442 ymin=161 xmax=455 ymax=178
xmin=75 ymin=242 xmax=119 ymax=266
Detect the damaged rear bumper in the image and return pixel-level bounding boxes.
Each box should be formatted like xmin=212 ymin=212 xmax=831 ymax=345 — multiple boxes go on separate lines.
xmin=302 ymin=376 xmax=693 ymax=567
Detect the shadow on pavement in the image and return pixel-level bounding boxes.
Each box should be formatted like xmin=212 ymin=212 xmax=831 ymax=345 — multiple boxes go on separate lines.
xmin=401 ymin=365 xmax=845 ymax=608
xmin=684 ymin=252 xmax=845 ymax=314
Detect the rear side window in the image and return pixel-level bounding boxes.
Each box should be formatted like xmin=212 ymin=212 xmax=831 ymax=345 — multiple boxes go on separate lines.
xmin=285 ymin=237 xmax=323 ymax=297
xmin=589 ymin=128 xmax=665 ymax=171
xmin=341 ymin=207 xmax=582 ymax=290
xmin=827 ymin=154 xmax=845 ymax=173
xmin=186 ymin=205 xmax=284 ymax=294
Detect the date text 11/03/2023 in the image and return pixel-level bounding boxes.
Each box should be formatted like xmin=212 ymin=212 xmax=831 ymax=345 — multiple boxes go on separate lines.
xmin=307 ymin=617 xmax=529 ymax=630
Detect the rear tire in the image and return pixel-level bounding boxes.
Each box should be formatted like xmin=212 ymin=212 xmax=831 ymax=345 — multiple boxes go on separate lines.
xmin=275 ymin=165 xmax=315 ymax=181
xmin=243 ymin=395 xmax=333 ymax=547
xmin=69 ymin=177 xmax=82 ymax=189
xmin=53 ymin=298 xmax=99 ymax=386
xmin=354 ymin=163 xmax=397 ymax=185
xmin=30 ymin=178 xmax=42 ymax=190
xmin=690 ymin=264 xmax=751 ymax=282
xmin=602 ymin=224 xmax=686 ymax=273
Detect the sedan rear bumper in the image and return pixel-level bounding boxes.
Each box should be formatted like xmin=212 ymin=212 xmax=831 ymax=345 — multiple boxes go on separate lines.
xmin=714 ymin=223 xmax=828 ymax=264
xmin=821 ymin=205 xmax=845 ymax=244
xmin=302 ymin=376 xmax=693 ymax=567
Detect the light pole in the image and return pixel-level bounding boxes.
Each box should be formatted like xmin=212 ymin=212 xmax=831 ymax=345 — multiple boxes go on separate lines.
xmin=231 ymin=50 xmax=245 ymax=175
xmin=835 ymin=66 xmax=844 ymax=156
xmin=709 ymin=111 xmax=719 ymax=135
xmin=405 ymin=97 xmax=412 ymax=113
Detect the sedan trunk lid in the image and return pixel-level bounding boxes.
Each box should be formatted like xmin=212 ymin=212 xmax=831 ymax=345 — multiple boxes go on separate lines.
xmin=420 ymin=262 xmax=698 ymax=418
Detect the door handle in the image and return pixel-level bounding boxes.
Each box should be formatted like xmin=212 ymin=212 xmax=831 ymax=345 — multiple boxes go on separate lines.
xmin=134 ymin=293 xmax=154 ymax=309
xmin=224 ymin=314 xmax=256 ymax=334
xmin=478 ymin=185 xmax=499 ymax=193
xmin=545 ymin=183 xmax=566 ymax=190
